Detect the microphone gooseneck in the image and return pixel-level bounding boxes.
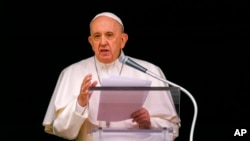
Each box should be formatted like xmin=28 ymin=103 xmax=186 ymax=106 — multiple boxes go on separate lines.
xmin=119 ymin=52 xmax=198 ymax=141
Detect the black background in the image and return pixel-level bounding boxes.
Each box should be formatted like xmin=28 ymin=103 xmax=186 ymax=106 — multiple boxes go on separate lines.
xmin=4 ymin=1 xmax=249 ymax=141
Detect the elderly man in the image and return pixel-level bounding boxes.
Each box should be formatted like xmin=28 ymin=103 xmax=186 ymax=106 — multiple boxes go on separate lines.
xmin=42 ymin=12 xmax=180 ymax=141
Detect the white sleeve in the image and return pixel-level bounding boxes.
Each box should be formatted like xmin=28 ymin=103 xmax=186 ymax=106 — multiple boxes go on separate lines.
xmin=52 ymin=99 xmax=88 ymax=140
xmin=75 ymin=101 xmax=88 ymax=115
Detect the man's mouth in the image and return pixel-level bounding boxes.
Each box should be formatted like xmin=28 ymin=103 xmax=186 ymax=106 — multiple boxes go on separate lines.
xmin=100 ymin=49 xmax=110 ymax=52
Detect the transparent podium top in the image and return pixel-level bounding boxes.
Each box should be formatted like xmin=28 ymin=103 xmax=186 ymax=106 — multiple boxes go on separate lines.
xmin=87 ymin=86 xmax=180 ymax=141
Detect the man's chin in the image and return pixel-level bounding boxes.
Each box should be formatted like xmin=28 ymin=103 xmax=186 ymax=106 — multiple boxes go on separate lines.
xmin=99 ymin=57 xmax=113 ymax=64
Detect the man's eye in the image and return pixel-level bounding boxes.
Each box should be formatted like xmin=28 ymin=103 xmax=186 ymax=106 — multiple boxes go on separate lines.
xmin=94 ymin=35 xmax=100 ymax=39
xmin=94 ymin=35 xmax=100 ymax=37
xmin=106 ymin=33 xmax=114 ymax=39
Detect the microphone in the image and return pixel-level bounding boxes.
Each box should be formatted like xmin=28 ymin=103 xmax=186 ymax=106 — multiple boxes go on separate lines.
xmin=119 ymin=53 xmax=180 ymax=86
xmin=119 ymin=53 xmax=147 ymax=73
xmin=119 ymin=52 xmax=198 ymax=141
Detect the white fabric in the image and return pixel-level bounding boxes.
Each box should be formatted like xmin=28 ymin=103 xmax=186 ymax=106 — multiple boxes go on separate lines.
xmin=42 ymin=52 xmax=180 ymax=141
xmin=91 ymin=12 xmax=124 ymax=29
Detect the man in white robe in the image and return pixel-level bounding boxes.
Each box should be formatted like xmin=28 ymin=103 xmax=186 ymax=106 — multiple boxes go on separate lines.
xmin=42 ymin=12 xmax=181 ymax=141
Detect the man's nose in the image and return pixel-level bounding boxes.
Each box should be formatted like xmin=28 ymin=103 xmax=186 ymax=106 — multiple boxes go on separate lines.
xmin=100 ymin=36 xmax=108 ymax=46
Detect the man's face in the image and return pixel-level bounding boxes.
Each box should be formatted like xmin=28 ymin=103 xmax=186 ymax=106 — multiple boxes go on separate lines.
xmin=88 ymin=16 xmax=127 ymax=64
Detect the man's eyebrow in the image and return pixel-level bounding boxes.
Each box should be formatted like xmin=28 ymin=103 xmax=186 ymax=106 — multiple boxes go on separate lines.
xmin=92 ymin=32 xmax=100 ymax=35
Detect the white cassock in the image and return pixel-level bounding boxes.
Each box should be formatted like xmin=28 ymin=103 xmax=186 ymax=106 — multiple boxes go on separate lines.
xmin=42 ymin=52 xmax=181 ymax=141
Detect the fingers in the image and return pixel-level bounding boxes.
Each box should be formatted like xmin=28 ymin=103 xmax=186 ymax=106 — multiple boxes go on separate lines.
xmin=78 ymin=74 xmax=98 ymax=106
xmin=138 ymin=121 xmax=151 ymax=129
xmin=131 ymin=108 xmax=151 ymax=128
xmin=81 ymin=74 xmax=92 ymax=91
xmin=90 ymin=80 xmax=98 ymax=87
xmin=88 ymin=80 xmax=98 ymax=96
xmin=131 ymin=108 xmax=148 ymax=120
xmin=80 ymin=74 xmax=97 ymax=93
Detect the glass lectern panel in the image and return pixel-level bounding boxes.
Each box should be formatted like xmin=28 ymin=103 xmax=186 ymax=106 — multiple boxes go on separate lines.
xmin=87 ymin=86 xmax=180 ymax=141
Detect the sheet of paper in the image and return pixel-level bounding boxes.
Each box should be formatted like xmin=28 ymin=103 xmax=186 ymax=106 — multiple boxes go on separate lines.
xmin=97 ymin=75 xmax=152 ymax=121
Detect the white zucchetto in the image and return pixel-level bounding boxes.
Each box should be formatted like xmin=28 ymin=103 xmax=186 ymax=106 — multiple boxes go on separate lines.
xmin=91 ymin=12 xmax=124 ymax=30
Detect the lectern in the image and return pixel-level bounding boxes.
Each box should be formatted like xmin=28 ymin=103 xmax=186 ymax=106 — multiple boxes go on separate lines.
xmin=88 ymin=86 xmax=180 ymax=141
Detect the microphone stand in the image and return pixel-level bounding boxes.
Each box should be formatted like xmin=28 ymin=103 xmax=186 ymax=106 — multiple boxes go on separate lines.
xmin=146 ymin=70 xmax=198 ymax=141
xmin=119 ymin=52 xmax=197 ymax=141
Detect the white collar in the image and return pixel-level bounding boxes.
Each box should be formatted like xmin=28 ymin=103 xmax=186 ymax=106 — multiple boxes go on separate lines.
xmin=94 ymin=56 xmax=123 ymax=70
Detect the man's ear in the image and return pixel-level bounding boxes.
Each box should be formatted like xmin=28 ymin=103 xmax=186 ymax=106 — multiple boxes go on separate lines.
xmin=88 ymin=36 xmax=95 ymax=52
xmin=88 ymin=36 xmax=93 ymax=45
xmin=121 ymin=33 xmax=128 ymax=49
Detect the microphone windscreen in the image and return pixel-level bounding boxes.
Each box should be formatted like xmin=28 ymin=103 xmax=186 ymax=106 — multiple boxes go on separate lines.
xmin=118 ymin=51 xmax=147 ymax=73
xmin=119 ymin=52 xmax=127 ymax=64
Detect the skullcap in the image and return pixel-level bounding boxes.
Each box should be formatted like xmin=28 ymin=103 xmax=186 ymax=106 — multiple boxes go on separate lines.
xmin=91 ymin=12 xmax=124 ymax=30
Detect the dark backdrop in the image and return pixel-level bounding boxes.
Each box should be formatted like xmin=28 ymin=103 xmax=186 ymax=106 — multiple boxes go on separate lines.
xmin=5 ymin=1 xmax=249 ymax=141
